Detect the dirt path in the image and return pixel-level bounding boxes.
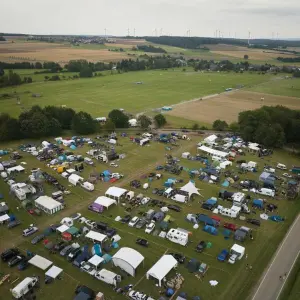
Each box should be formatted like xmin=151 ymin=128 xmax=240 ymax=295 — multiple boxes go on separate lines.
xmin=0 ymin=141 xmax=194 ymax=251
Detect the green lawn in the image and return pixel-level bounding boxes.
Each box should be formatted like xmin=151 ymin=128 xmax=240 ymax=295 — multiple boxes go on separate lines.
xmin=246 ymin=77 xmax=300 ymax=98
xmin=0 ymin=70 xmax=273 ymax=118
xmin=0 ymin=134 xmax=300 ymax=299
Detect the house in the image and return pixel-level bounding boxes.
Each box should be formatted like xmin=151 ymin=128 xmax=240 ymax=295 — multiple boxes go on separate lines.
xmin=35 ymin=196 xmax=63 ymax=215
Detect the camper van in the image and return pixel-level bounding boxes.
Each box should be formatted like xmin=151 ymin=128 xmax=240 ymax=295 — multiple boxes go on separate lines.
xmin=166 ymin=228 xmax=189 ymax=246
xmin=228 ymin=244 xmax=245 ymax=264
xmin=220 ymin=206 xmax=241 ymax=219
xmin=94 ymin=269 xmax=121 ymax=286
xmin=11 ymin=276 xmax=39 ymax=299
xmin=232 ymin=192 xmax=246 ymax=207
xmin=257 ymin=188 xmax=275 ymax=197
xmin=81 ymin=182 xmax=95 ymax=191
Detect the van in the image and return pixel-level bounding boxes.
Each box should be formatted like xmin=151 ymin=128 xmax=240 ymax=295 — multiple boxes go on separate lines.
xmin=52 ymin=191 xmax=63 ymax=201
xmin=145 ymin=209 xmax=155 ymax=220
xmin=22 ymin=226 xmax=38 ymax=237
xmin=11 ymin=276 xmax=39 ymax=299
xmin=257 ymin=188 xmax=275 ymax=197
xmin=84 ymin=157 xmax=94 ymax=165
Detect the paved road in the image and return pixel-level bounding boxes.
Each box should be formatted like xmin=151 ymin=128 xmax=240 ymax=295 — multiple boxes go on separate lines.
xmin=252 ymin=214 xmax=300 ymax=300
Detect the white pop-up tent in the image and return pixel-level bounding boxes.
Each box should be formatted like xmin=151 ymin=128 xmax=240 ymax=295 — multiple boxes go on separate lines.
xmin=45 ymin=266 xmax=63 ymax=279
xmin=94 ymin=196 xmax=117 ymax=209
xmin=56 ymin=224 xmax=70 ymax=233
xmin=29 ymin=255 xmax=53 ymax=270
xmin=112 ymin=247 xmax=144 ymax=277
xmin=105 ymin=187 xmax=127 ymax=202
xmin=85 ymin=230 xmax=107 ymax=244
xmin=198 ymin=145 xmax=228 ymax=158
xmin=68 ymin=174 xmax=83 ymax=186
xmin=180 ymin=181 xmax=202 ymax=198
xmin=146 ymin=255 xmax=178 ymax=286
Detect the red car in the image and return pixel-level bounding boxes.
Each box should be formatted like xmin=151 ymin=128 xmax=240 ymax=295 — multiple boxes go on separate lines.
xmin=223 ymin=223 xmax=237 ymax=231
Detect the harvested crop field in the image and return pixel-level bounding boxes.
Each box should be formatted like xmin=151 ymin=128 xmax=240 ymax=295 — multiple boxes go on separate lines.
xmin=166 ymin=90 xmax=300 ymax=123
xmin=0 ymin=41 xmax=128 ymax=63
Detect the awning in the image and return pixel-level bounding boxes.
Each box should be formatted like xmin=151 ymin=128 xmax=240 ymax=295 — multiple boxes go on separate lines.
xmin=45 ymin=266 xmax=63 ymax=279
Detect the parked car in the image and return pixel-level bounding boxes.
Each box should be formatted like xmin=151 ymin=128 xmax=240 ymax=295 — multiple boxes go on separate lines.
xmin=247 ymin=218 xmax=261 ymax=226
xmin=136 ymin=238 xmax=149 ymax=247
xmin=68 ymin=248 xmax=81 ymax=261
xmin=283 ymin=173 xmax=292 ymax=178
xmin=169 ymin=253 xmax=185 ymax=264
xmin=145 ymin=221 xmax=155 ymax=234
xmin=8 ymin=254 xmax=26 ymax=267
xmin=71 ymin=213 xmax=81 ymax=220
xmin=110 ymin=162 xmax=119 ymax=168
xmin=135 ymin=218 xmax=147 ymax=229
xmin=85 ymin=220 xmax=96 ymax=228
xmin=223 ymin=223 xmax=238 ymax=231
xmin=7 ymin=219 xmax=21 ymax=229
xmin=121 ymin=215 xmax=131 ymax=224
xmin=128 ymin=216 xmax=140 ymax=227
xmin=105 ymin=227 xmax=117 ymax=238
xmin=75 ymin=285 xmax=95 ymax=299
xmin=217 ymin=249 xmax=229 ymax=262
xmin=201 ymin=203 xmax=214 ymax=211
xmin=60 ymin=245 xmax=73 ymax=257
xmin=31 ymin=234 xmax=45 ymax=245
xmin=1 ymin=248 xmax=20 ymax=262
xmin=196 ymin=241 xmax=207 ymax=253
xmin=18 ymin=259 xmax=29 ymax=271
xmin=54 ymin=241 xmax=67 ymax=252
xmin=167 ymin=204 xmax=181 ymax=212
xmin=152 ymin=188 xmax=159 ymax=194
xmin=22 ymin=226 xmax=38 ymax=237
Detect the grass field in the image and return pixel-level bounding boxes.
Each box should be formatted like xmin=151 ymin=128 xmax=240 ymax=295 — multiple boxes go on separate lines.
xmin=0 ymin=134 xmax=300 ymax=300
xmin=0 ymin=69 xmax=274 ymax=118
xmin=166 ymin=89 xmax=300 ymax=123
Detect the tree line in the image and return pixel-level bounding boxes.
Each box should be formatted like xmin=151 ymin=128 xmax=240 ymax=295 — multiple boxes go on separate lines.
xmin=133 ymin=45 xmax=167 ymax=53
xmin=277 ymin=57 xmax=300 ymax=63
xmin=0 ymin=70 xmax=32 ymax=88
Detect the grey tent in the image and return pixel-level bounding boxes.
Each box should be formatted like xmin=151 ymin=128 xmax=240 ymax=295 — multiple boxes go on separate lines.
xmin=234 ymin=229 xmax=247 ymax=242
xmin=186 ymin=258 xmax=200 ymax=273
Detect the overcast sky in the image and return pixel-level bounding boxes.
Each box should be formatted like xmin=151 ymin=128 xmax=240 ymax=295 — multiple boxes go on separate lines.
xmin=1 ymin=0 xmax=300 ymax=38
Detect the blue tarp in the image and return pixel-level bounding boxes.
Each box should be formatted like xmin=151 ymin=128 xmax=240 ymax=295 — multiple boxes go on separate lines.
xmin=269 ymin=215 xmax=284 ymax=222
xmin=253 ymin=199 xmax=264 ymax=208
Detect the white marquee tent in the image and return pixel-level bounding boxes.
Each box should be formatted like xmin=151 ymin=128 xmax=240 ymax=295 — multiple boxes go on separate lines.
xmin=85 ymin=230 xmax=107 ymax=244
xmin=204 ymin=134 xmax=218 ymax=144
xmin=35 ymin=196 xmax=63 ymax=215
xmin=198 ymin=145 xmax=228 ymax=158
xmin=180 ymin=181 xmax=202 ymax=198
xmin=94 ymin=196 xmax=117 ymax=209
xmin=105 ymin=187 xmax=127 ymax=202
xmin=112 ymin=247 xmax=144 ymax=277
xmin=146 ymin=255 xmax=178 ymax=286
xmin=29 ymin=255 xmax=53 ymax=271
xmin=45 ymin=266 xmax=63 ymax=279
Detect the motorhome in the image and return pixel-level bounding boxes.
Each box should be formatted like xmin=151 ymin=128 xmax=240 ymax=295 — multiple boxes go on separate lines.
xmin=11 ymin=276 xmax=39 ymax=299
xmin=166 ymin=228 xmax=189 ymax=246
xmin=94 ymin=269 xmax=121 ymax=286
xmin=228 ymin=244 xmax=245 ymax=264
xmin=232 ymin=192 xmax=246 ymax=207
xmin=220 ymin=206 xmax=241 ymax=218
xmin=257 ymin=188 xmax=275 ymax=197
xmin=11 ymin=183 xmax=36 ymax=201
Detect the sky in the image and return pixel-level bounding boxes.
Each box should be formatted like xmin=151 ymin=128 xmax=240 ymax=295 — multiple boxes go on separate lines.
xmin=1 ymin=0 xmax=300 ymax=39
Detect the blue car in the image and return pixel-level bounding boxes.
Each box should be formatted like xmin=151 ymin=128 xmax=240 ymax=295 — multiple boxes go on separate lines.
xmin=217 ymin=249 xmax=229 ymax=262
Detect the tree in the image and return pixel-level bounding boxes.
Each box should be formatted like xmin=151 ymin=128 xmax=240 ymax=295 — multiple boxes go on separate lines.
xmin=0 ymin=68 xmax=4 ymax=76
xmin=229 ymin=122 xmax=239 ymax=133
xmin=138 ymin=115 xmax=152 ymax=129
xmin=0 ymin=113 xmax=21 ymax=141
xmin=35 ymin=62 xmax=43 ymax=69
xmin=80 ymin=66 xmax=93 ymax=78
xmin=27 ymin=77 xmax=32 ymax=83
xmin=103 ymin=119 xmax=116 ymax=131
xmin=154 ymin=114 xmax=167 ymax=128
xmin=192 ymin=123 xmax=199 ymax=130
xmin=20 ymin=111 xmax=50 ymax=138
xmin=43 ymin=106 xmax=75 ymax=130
xmin=108 ymin=109 xmax=129 ymax=128
xmin=72 ymin=111 xmax=97 ymax=134
xmin=244 ymin=54 xmax=249 ymax=60
xmin=212 ymin=119 xmax=228 ymax=131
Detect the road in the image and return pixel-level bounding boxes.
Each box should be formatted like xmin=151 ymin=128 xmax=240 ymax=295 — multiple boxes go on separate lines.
xmin=252 ymin=214 xmax=300 ymax=300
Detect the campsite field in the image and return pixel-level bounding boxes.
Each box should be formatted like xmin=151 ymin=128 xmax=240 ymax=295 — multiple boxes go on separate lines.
xmin=0 ymin=69 xmax=274 ymax=118
xmin=0 ymin=134 xmax=300 ymax=300
xmin=165 ymin=88 xmax=300 ymax=123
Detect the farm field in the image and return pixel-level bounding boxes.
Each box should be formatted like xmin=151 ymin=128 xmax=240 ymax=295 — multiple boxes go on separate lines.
xmin=0 ymin=133 xmax=300 ymax=300
xmin=0 ymin=69 xmax=274 ymax=118
xmin=166 ymin=88 xmax=300 ymax=123
xmin=247 ymin=77 xmax=300 ymax=98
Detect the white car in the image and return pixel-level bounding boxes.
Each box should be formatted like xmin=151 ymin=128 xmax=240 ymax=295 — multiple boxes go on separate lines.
xmin=79 ymin=217 xmax=87 ymax=224
xmin=85 ymin=220 xmax=96 ymax=228
xmin=110 ymin=162 xmax=119 ymax=168
xmin=71 ymin=213 xmax=81 ymax=220
xmin=145 ymin=221 xmax=155 ymax=234
xmin=110 ymin=173 xmax=124 ymax=179
xmin=141 ymin=197 xmax=151 ymax=205
xmin=283 ymin=173 xmax=292 ymax=178
xmin=128 ymin=216 xmax=140 ymax=227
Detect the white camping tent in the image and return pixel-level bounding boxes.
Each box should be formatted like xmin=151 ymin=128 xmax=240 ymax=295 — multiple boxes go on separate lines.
xmin=68 ymin=174 xmax=83 ymax=186
xmin=146 ymin=255 xmax=178 ymax=286
xmin=88 ymin=255 xmax=104 ymax=269
xmin=35 ymin=196 xmax=63 ymax=214
xmin=29 ymin=255 xmax=53 ymax=270
xmin=105 ymin=187 xmax=127 ymax=202
xmin=45 ymin=266 xmax=63 ymax=279
xmin=112 ymin=247 xmax=144 ymax=277
xmin=180 ymin=181 xmax=201 ymax=198
xmin=198 ymin=145 xmax=228 ymax=158
xmin=85 ymin=230 xmax=107 ymax=244
xmin=0 ymin=214 xmax=10 ymax=224
xmin=56 ymin=224 xmax=69 ymax=233
xmin=94 ymin=196 xmax=117 ymax=209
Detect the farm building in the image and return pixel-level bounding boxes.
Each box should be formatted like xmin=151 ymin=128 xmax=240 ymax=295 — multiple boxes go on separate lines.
xmin=112 ymin=247 xmax=144 ymax=277
xmin=94 ymin=196 xmax=117 ymax=209
xmin=146 ymin=255 xmax=178 ymax=286
xmin=197 ymin=145 xmax=228 ymax=158
xmin=105 ymin=187 xmax=127 ymax=202
xmin=34 ymin=196 xmax=63 ymax=214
